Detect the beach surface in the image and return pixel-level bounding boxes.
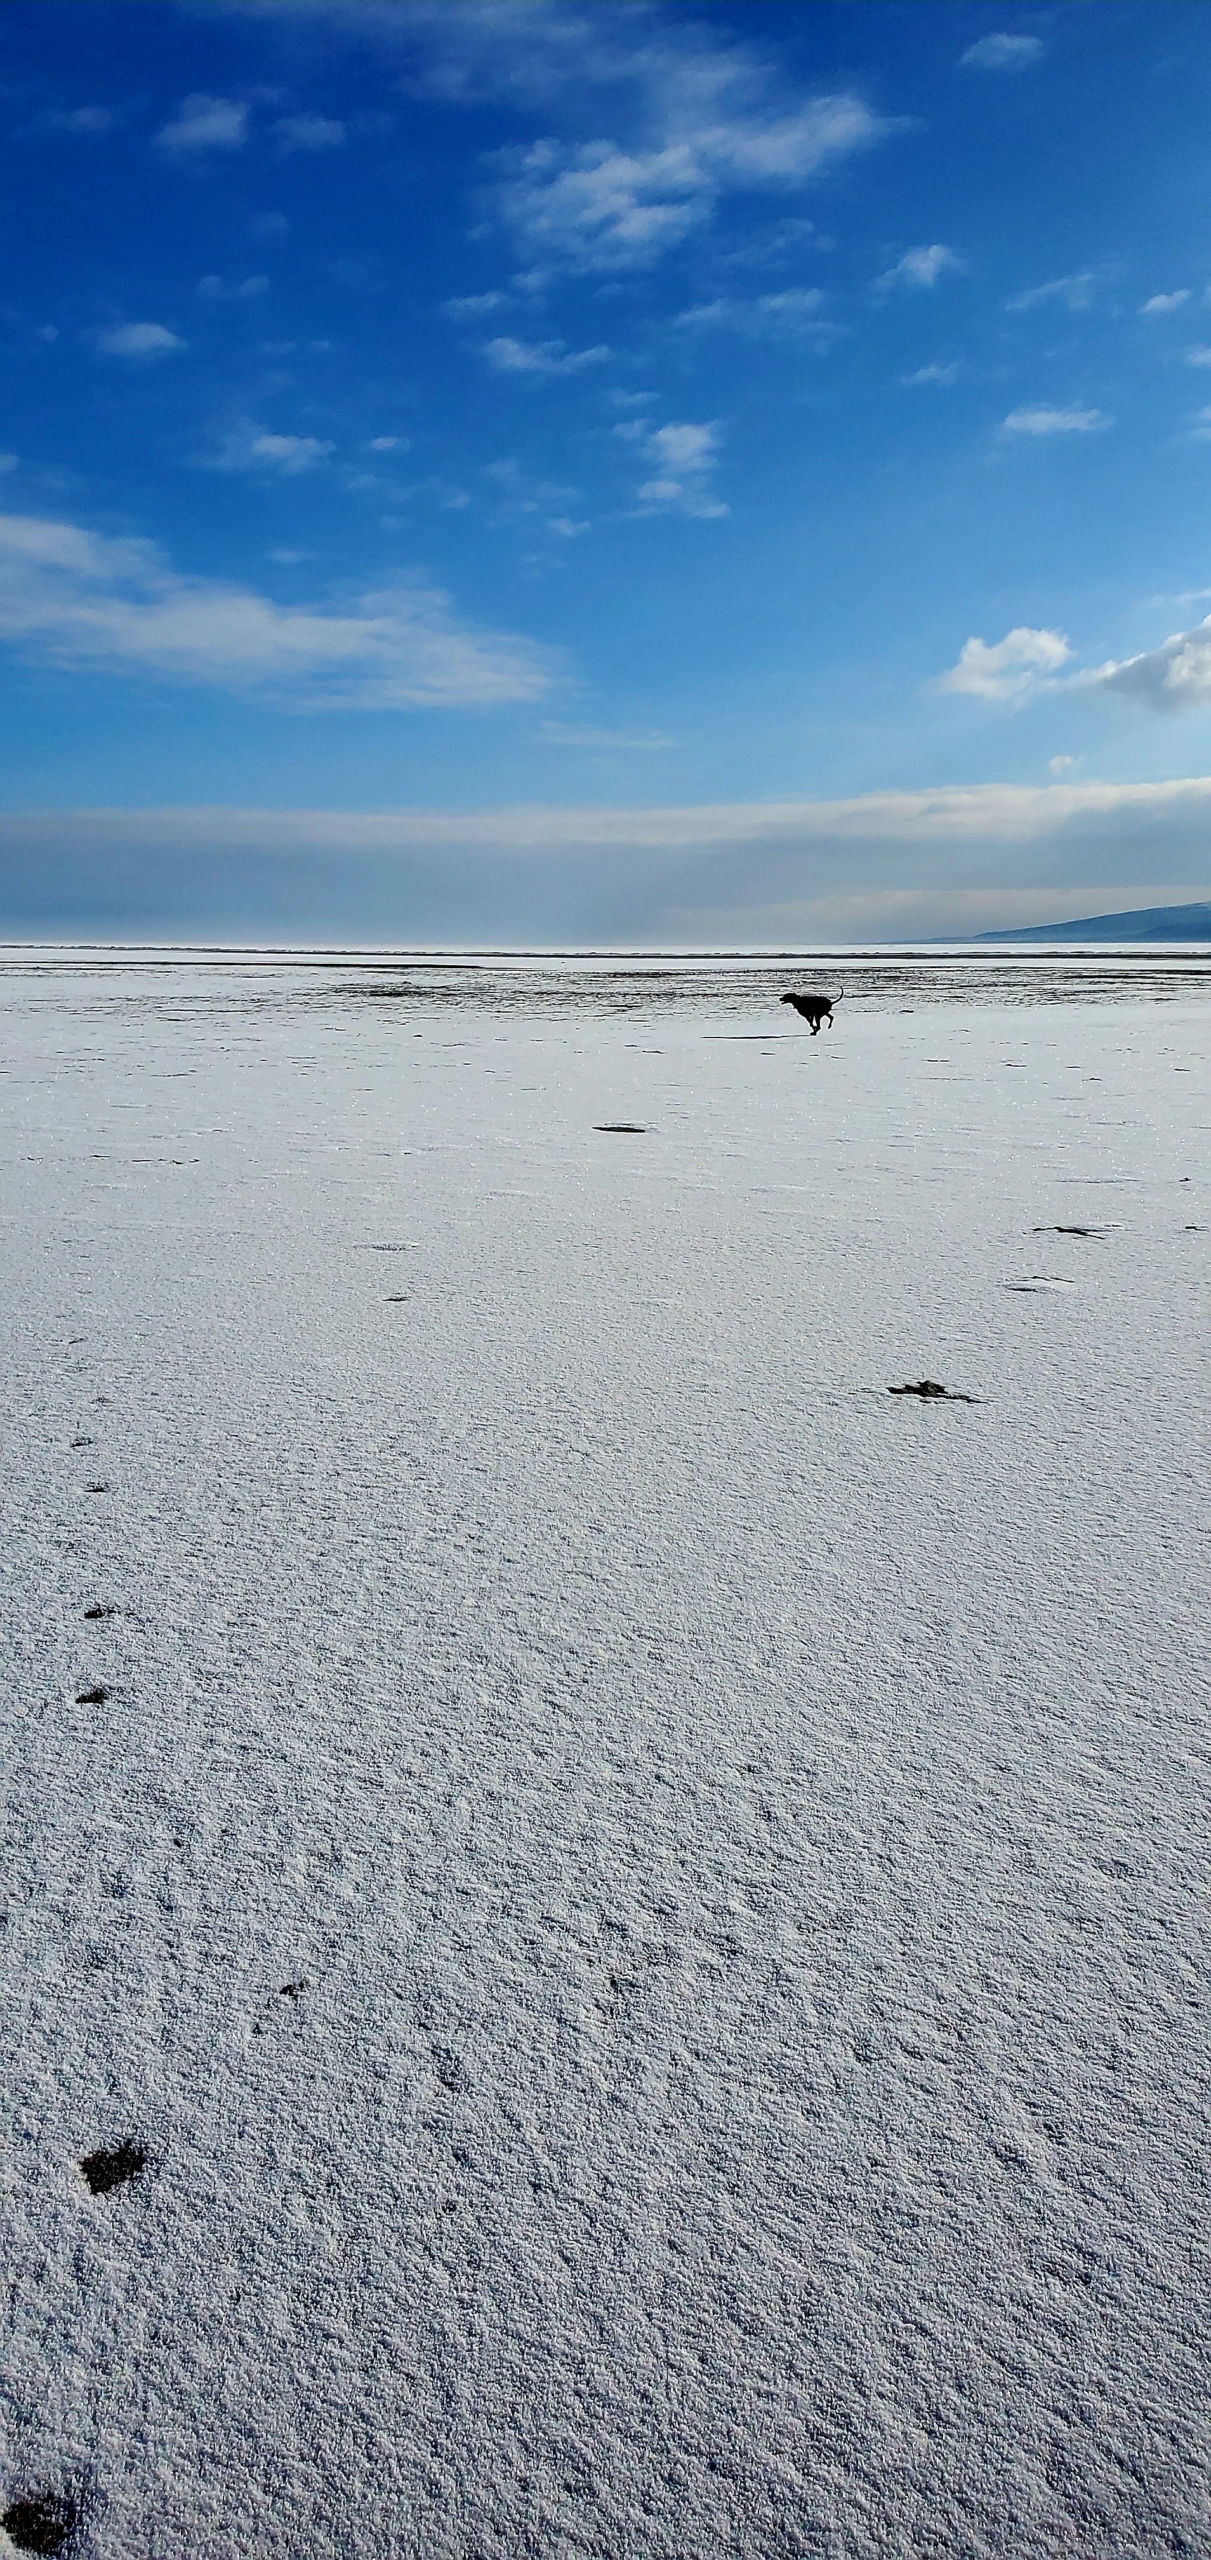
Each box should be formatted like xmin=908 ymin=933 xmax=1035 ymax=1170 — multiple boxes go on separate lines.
xmin=1 ymin=949 xmax=1208 ymax=2559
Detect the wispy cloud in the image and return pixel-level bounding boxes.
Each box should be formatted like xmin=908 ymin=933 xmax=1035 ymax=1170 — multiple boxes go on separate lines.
xmin=444 ymin=291 xmax=507 ymax=318
xmin=1141 ymin=290 xmax=1190 ymax=316
xmin=0 ymin=509 xmax=555 ymax=709
xmin=538 ymin=721 xmax=675 ymax=749
xmin=1001 ymin=405 xmax=1111 ymax=436
xmin=95 ymin=321 xmax=186 ymax=359
xmin=675 ymin=288 xmax=835 ymax=344
xmin=47 ymin=105 xmax=114 ymax=135
xmin=960 ymin=32 xmax=1045 ymax=71
xmin=198 ymin=273 xmax=269 ymax=302
xmin=875 ymin=244 xmax=963 ymax=292
xmin=619 ymin=418 xmax=727 ymax=518
xmin=223 ymin=4 xmax=893 ymax=282
xmin=1185 ymin=345 xmax=1211 ymax=368
xmin=493 ymin=98 xmax=883 ymax=279
xmin=902 ymin=361 xmax=960 ymax=386
xmin=937 ymin=626 xmax=1073 ymax=704
xmin=155 ymin=94 xmax=249 ymax=156
xmin=1006 ymin=272 xmax=1098 ymax=313
xmin=274 ymin=113 xmax=346 ymax=152
xmin=207 ymin=424 xmax=335 ymax=474
xmin=484 ymin=335 xmax=610 ymax=376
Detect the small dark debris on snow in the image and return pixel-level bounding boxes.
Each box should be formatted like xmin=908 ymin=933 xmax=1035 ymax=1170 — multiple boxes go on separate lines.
xmin=78 ymin=2137 xmax=147 ymax=2196
xmin=75 ymin=1685 xmax=109 ymax=1706
xmin=1033 ymin=1224 xmax=1104 ymax=1238
xmin=595 ymin=1123 xmax=647 ymax=1134
xmin=84 ymin=1484 xmax=110 ymax=1496
xmin=888 ymin=1380 xmax=979 ymax=1403
xmin=1 ymin=2490 xmax=77 ymax=2555
xmin=70 ymin=1437 xmax=93 ymax=1449
xmin=279 ymin=1979 xmax=306 ymax=1999
xmin=83 ymin=1605 xmax=115 ymax=1620
xmin=385 ymin=1294 xmax=409 ymax=1303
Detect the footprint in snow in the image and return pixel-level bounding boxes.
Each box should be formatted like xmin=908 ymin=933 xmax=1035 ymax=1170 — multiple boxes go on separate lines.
xmin=78 ymin=2138 xmax=147 ymax=2196
xmin=252 ymin=1979 xmax=308 ymax=2036
xmin=888 ymin=1380 xmax=981 ymax=1402
xmin=1005 ymin=1277 xmax=1077 ymax=1294
xmin=1 ymin=2490 xmax=77 ymax=2555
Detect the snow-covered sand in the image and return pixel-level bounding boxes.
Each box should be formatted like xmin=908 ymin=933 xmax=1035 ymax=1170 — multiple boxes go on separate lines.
xmin=2 ymin=950 xmax=1208 ymax=2559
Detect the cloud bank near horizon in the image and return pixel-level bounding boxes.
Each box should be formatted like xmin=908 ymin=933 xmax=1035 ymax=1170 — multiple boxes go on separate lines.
xmin=3 ymin=779 xmax=1209 ymax=941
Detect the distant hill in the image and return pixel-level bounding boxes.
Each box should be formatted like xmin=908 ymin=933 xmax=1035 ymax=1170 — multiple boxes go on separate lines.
xmin=980 ymin=900 xmax=1211 ymax=942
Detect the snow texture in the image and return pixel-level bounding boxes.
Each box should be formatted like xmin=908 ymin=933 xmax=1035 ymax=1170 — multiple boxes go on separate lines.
xmin=1 ymin=950 xmax=1208 ymax=2559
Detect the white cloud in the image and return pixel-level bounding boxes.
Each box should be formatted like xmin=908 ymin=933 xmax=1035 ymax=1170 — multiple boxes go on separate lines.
xmin=155 ymin=94 xmax=250 ymax=156
xmin=1185 ymin=345 xmax=1211 ymax=368
xmin=274 ymin=113 xmax=346 ymax=151
xmin=95 ymin=321 xmax=186 ymax=359
xmin=538 ymin=721 xmax=675 ymax=748
xmin=0 ymin=508 xmax=554 ymax=709
xmin=960 ymin=33 xmax=1045 ymax=70
xmin=1001 ymin=405 xmax=1111 ymax=436
xmin=208 ymin=425 xmax=335 ymax=474
xmin=1006 ymin=272 xmax=1098 ymax=313
xmin=674 ymin=288 xmax=834 ymax=343
xmin=1094 ymin=616 xmax=1211 ymax=711
xmin=937 ymin=627 xmax=1073 ymax=704
xmin=225 ymin=5 xmax=892 ymax=280
xmin=484 ymin=335 xmax=610 ymax=375
xmin=493 ymin=92 xmax=882 ymax=278
xmin=198 ymin=273 xmax=269 ymax=302
xmin=1141 ymin=290 xmax=1190 ymax=316
xmin=366 ymin=435 xmax=407 ymax=453
xmin=618 ymin=418 xmax=727 ymax=517
xmin=876 ymin=244 xmax=963 ymax=292
xmin=547 ymin=517 xmax=591 ymax=538
xmin=1047 ymin=754 xmax=1078 ymax=774
xmin=444 ymin=291 xmax=507 ymax=317
xmin=902 ymin=361 xmax=960 ymax=386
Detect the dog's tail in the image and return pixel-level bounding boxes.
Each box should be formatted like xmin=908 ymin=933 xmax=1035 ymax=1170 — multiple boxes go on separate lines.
xmin=834 ymin=987 xmax=844 ymax=1003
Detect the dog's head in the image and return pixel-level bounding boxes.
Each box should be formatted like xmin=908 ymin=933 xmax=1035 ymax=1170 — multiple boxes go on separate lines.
xmin=780 ymin=991 xmax=797 ymax=1006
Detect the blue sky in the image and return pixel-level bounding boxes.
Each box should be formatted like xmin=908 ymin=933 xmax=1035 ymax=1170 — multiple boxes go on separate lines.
xmin=4 ymin=0 xmax=1211 ymax=938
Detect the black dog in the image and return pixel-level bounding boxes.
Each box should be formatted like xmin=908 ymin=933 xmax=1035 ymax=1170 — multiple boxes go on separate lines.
xmin=781 ymin=989 xmax=842 ymax=1035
